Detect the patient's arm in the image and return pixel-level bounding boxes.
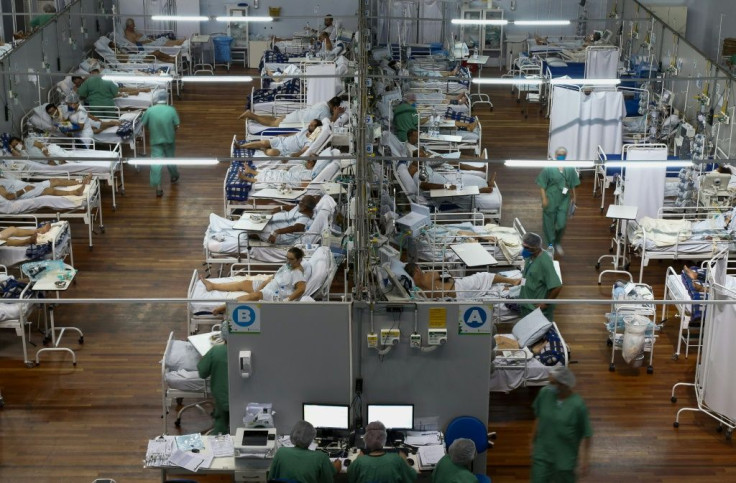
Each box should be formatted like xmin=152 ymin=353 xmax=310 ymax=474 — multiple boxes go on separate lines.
xmin=267 ymin=222 xmax=306 ymax=244
xmin=286 ymin=281 xmax=306 ymax=301
xmin=494 ymin=274 xmax=521 ymax=286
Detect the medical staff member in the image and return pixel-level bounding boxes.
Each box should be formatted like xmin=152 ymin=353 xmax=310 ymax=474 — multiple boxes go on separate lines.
xmin=393 ymin=94 xmax=419 ymax=142
xmin=197 ymin=321 xmax=230 ymax=435
xmin=347 ymin=421 xmax=417 ymax=483
xmin=269 ymin=420 xmax=341 ymax=483
xmin=518 ymin=232 xmax=562 ymax=320
xmin=432 ymin=438 xmax=480 ymax=483
xmin=30 ymin=4 xmax=56 ymax=29
xmin=77 ymin=67 xmax=119 ymax=116
xmin=530 ymin=366 xmax=593 ymax=483
xmin=537 ymin=146 xmax=580 ymax=256
xmin=141 ymin=90 xmax=180 ymax=197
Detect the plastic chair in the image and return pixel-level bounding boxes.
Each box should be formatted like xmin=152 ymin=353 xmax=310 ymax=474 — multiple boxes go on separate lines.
xmin=445 ymin=415 xmax=497 ymax=483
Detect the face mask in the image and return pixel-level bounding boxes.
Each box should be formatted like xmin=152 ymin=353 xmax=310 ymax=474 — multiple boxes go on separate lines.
xmin=521 ymin=247 xmax=534 ymax=259
xmin=67 ymin=105 xmax=76 ymax=112
xmin=556 ymin=155 xmax=566 ymax=160
xmin=411 ymin=103 xmax=417 ymax=108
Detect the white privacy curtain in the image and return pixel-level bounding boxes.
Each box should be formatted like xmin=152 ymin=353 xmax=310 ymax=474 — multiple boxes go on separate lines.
xmin=701 ymin=261 xmax=736 ymax=423
xmin=622 ymin=146 xmax=667 ymax=221
xmin=548 ymin=86 xmax=625 ymax=160
xmin=306 ymin=64 xmax=338 ymax=105
xmin=585 ymin=47 xmax=620 ymax=79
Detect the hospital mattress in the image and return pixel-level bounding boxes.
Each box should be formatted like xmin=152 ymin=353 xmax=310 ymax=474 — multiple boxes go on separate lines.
xmin=490 ymin=357 xmax=554 ymax=392
xmin=251 ymin=100 xmax=304 ymax=116
xmin=165 ymin=369 xmax=208 ymax=391
xmin=94 ymin=111 xmax=142 ymax=146
xmin=189 ymin=274 xmax=268 ymax=313
xmin=0 ymin=183 xmax=93 ymax=215
xmin=247 ymin=123 xmax=301 ymax=136
xmin=4 ymin=156 xmax=117 ymax=175
xmin=115 ymin=91 xmax=154 ymax=109
xmin=0 ymin=222 xmax=70 ymax=268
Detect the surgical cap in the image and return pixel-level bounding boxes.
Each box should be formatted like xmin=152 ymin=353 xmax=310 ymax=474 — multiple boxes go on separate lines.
xmin=290 ymin=420 xmax=317 ymax=449
xmin=448 ymin=438 xmax=476 ymax=465
xmin=555 ymin=146 xmax=568 ymax=156
xmin=522 ymin=232 xmax=543 ymax=249
xmin=363 ymin=421 xmax=387 ymax=451
xmin=65 ymin=92 xmax=80 ymax=104
xmin=153 ymin=90 xmax=168 ymax=104
xmin=550 ymin=365 xmax=576 ymax=388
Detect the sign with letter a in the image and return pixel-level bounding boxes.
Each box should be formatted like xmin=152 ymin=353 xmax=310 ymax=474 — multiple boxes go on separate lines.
xmin=458 ymin=305 xmax=492 ymax=334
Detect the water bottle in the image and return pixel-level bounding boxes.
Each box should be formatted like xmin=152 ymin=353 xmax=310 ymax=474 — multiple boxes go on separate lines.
xmin=455 ymin=168 xmax=462 ymax=190
xmin=546 ymin=245 xmax=555 ymax=258
xmin=473 ymin=47 xmax=479 ymax=59
xmin=279 ymin=284 xmax=287 ymax=301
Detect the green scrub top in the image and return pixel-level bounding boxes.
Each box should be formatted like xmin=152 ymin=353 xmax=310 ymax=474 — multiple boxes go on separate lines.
xmin=536 ymin=167 xmax=580 ymax=210
xmin=347 ymin=452 xmax=418 ymax=483
xmin=393 ymin=102 xmax=419 ymax=142
xmin=30 ymin=14 xmax=55 ymax=28
xmin=431 ymin=454 xmax=477 ymax=483
xmin=268 ymin=446 xmax=337 ymax=483
xmin=519 ymin=252 xmax=562 ymax=320
xmin=77 ymin=76 xmax=119 ymax=110
xmin=197 ymin=343 xmax=229 ymax=412
xmin=141 ymin=104 xmax=180 ymax=145
xmin=532 ymin=385 xmax=593 ymax=471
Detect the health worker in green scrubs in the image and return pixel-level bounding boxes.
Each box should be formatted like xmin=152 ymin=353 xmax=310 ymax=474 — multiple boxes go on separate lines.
xmin=197 ymin=322 xmax=229 ymax=435
xmin=531 ymin=366 xmax=593 ymax=483
xmin=347 ymin=421 xmax=417 ymax=483
xmin=519 ymin=232 xmax=562 ymax=320
xmin=432 ymin=438 xmax=480 ymax=483
xmin=30 ymin=5 xmax=56 ymax=28
xmin=537 ymin=146 xmax=580 ymax=256
xmin=141 ymin=90 xmax=180 ymax=197
xmin=268 ymin=420 xmax=341 ymax=483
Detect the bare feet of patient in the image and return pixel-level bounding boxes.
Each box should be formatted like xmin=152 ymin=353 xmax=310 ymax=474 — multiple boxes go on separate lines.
xmin=199 ymin=272 xmax=215 ymax=291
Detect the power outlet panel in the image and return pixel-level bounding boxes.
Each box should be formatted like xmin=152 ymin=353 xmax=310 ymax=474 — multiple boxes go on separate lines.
xmin=427 ymin=328 xmax=447 ymax=346
xmin=380 ymin=329 xmax=400 ymax=346
xmin=410 ymin=333 xmax=422 ymax=348
xmin=367 ymin=332 xmax=378 ymax=349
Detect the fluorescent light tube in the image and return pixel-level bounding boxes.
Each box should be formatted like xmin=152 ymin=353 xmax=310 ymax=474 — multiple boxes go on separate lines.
xmin=472 ymin=78 xmax=544 ymax=85
xmin=605 ymin=161 xmax=692 ymax=168
xmin=505 ymin=160 xmax=595 ymax=168
xmin=513 ymin=20 xmax=571 ymax=26
xmin=179 ymin=76 xmax=253 ymax=83
xmin=550 ymin=78 xmax=621 ymax=86
xmin=128 ymin=159 xmax=219 ymax=166
xmin=102 ymin=75 xmax=174 ymax=83
xmin=215 ymin=16 xmax=273 ymax=22
xmin=151 ymin=15 xmax=208 ymax=22
xmin=451 ymin=19 xmax=509 ymax=26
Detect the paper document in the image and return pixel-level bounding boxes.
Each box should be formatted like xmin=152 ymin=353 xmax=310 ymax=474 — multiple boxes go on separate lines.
xmin=145 ymin=436 xmax=175 ymax=467
xmin=209 ymin=435 xmax=235 ymax=457
xmin=405 ymin=431 xmax=442 ymax=446
xmin=168 ymin=448 xmax=211 ymax=472
xmin=418 ymin=445 xmax=445 ymax=467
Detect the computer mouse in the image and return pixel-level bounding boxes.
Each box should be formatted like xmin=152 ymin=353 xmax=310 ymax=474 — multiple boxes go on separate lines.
xmin=191 ymin=448 xmax=200 ymax=453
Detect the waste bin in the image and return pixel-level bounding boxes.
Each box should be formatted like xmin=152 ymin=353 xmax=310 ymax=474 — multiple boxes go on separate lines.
xmin=213 ymin=36 xmax=234 ymax=63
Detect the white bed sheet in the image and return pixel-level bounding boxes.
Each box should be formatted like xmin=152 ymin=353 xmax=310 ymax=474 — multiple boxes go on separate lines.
xmin=93 ymin=111 xmax=142 ymax=145
xmin=5 ymin=157 xmax=117 ymax=175
xmin=0 ymin=183 xmax=92 ymax=214
xmin=0 ymin=275 xmax=34 ymax=322
xmin=0 ymin=221 xmax=69 ymax=268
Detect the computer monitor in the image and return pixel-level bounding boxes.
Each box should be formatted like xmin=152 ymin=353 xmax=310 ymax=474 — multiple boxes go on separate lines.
xmin=367 ymin=404 xmax=414 ymax=430
xmin=701 ymin=172 xmax=732 ymax=192
xmin=302 ymin=403 xmax=350 ymax=430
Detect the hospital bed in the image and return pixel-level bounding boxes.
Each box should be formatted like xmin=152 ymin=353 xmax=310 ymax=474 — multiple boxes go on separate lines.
xmin=491 ymin=319 xmax=569 ymax=392
xmin=205 ymin=195 xmax=339 ymax=272
xmin=2 ymin=137 xmax=124 ymax=210
xmin=628 ymin=208 xmax=735 ymax=282
xmin=22 ymin=107 xmax=145 ymax=157
xmin=188 ymin=246 xmax=338 ymax=333
xmin=161 ymin=331 xmax=212 ymax=433
xmin=0 ymin=177 xmax=103 ymax=249
xmin=248 ymin=78 xmax=306 ymax=116
xmin=49 ymin=73 xmax=169 ymax=110
xmin=663 ymin=266 xmax=704 ymax=360
xmin=392 ymin=159 xmax=502 ymax=222
xmin=0 ymin=217 xmax=73 ymax=269
xmin=408 ymin=63 xmax=471 ymax=94
xmin=0 ymin=264 xmax=40 ymax=367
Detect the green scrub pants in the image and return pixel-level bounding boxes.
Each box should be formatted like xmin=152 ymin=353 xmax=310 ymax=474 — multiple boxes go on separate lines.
xmin=542 ymin=198 xmax=570 ymax=246
xmin=531 ymin=458 xmax=576 ymax=483
xmin=212 ymin=406 xmax=230 ymax=435
xmin=149 ymin=143 xmax=179 ymax=187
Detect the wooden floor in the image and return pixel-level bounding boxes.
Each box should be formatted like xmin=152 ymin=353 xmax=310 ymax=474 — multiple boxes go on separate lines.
xmin=1 ymin=69 xmax=734 ymax=482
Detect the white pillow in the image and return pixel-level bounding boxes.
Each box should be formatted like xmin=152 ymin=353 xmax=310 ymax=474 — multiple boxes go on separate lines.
xmin=303 ymin=118 xmax=332 ymax=156
xmin=512 ymin=308 xmax=552 ymax=347
xmin=396 ymin=163 xmax=417 ymax=195
xmin=166 ymin=340 xmax=201 ymax=371
xmin=390 ymin=259 xmax=414 ymax=290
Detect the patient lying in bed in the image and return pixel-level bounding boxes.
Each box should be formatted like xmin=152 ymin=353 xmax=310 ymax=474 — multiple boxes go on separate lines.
xmin=0 ymin=224 xmax=51 ymax=246
xmin=0 ymin=174 xmax=92 ymax=200
xmin=405 ymin=262 xmax=519 ymax=299
xmin=201 ymin=246 xmax=308 ymax=313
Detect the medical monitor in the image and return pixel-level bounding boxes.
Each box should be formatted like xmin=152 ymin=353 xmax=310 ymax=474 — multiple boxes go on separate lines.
xmin=701 ymin=172 xmax=732 ymax=192
xmin=367 ymin=404 xmax=414 ymax=430
xmin=303 ymin=403 xmax=350 ymax=430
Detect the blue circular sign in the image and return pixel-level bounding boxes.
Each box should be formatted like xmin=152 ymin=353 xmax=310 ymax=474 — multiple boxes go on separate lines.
xmin=232 ymin=305 xmax=257 ymax=327
xmin=463 ymin=307 xmax=487 ymax=328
